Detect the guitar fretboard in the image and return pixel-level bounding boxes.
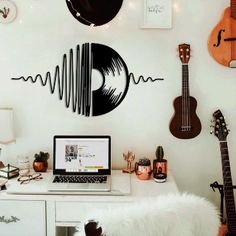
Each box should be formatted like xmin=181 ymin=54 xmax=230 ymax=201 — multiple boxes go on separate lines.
xmin=220 ymin=141 xmax=236 ymax=232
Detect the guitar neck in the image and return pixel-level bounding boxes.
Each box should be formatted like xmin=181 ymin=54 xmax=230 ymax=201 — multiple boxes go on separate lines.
xmin=231 ymin=0 xmax=236 ymax=19
xmin=220 ymin=141 xmax=236 ymax=232
xmin=182 ymin=64 xmax=190 ymax=98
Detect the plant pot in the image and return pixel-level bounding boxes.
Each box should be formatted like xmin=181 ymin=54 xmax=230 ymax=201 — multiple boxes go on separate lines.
xmin=33 ymin=160 xmax=48 ymax=172
xmin=135 ymin=158 xmax=152 ymax=180
xmin=153 ymin=159 xmax=167 ymax=183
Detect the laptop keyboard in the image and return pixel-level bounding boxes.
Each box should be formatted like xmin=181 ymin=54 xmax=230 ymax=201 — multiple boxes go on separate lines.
xmin=53 ymin=175 xmax=107 ymax=183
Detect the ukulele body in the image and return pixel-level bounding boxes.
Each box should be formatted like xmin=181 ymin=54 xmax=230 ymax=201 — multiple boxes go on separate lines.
xmin=208 ymin=7 xmax=236 ymax=67
xmin=169 ymin=96 xmax=201 ymax=139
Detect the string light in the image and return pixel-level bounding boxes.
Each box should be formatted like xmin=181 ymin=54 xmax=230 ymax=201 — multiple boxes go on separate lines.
xmin=67 ymin=0 xmax=95 ymax=27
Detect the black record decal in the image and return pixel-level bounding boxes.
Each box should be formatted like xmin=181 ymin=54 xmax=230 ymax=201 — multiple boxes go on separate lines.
xmin=66 ymin=0 xmax=123 ymax=26
xmin=91 ymin=43 xmax=129 ymax=116
xmin=11 ymin=43 xmax=164 ymax=117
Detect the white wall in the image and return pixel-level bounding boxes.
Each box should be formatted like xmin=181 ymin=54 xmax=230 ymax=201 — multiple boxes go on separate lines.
xmin=0 ymin=0 xmax=235 ymax=206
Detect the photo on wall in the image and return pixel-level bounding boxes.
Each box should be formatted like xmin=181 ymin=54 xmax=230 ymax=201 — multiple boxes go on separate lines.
xmin=142 ymin=0 xmax=172 ymax=28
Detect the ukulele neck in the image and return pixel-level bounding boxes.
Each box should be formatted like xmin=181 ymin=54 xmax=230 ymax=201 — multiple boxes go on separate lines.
xmin=220 ymin=141 xmax=236 ymax=233
xmin=231 ymin=0 xmax=236 ymax=19
xmin=182 ymin=64 xmax=189 ymax=99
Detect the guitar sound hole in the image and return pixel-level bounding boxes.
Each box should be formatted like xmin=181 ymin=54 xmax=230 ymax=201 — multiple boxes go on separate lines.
xmin=180 ymin=126 xmax=192 ymax=132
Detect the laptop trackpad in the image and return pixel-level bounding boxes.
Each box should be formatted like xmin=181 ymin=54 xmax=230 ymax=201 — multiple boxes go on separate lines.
xmin=67 ymin=183 xmax=89 ymax=190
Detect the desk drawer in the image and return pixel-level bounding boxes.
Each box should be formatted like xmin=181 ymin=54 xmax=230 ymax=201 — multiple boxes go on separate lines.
xmin=56 ymin=201 xmax=128 ymax=223
xmin=0 ymin=200 xmax=46 ymax=236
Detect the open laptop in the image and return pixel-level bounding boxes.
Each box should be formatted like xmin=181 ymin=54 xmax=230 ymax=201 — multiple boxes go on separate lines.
xmin=47 ymin=135 xmax=111 ymax=192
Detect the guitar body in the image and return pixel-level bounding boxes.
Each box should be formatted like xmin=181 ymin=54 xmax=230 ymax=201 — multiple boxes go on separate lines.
xmin=208 ymin=7 xmax=236 ymax=67
xmin=218 ymin=224 xmax=228 ymax=236
xmin=218 ymin=224 xmax=236 ymax=236
xmin=169 ymin=96 xmax=201 ymax=139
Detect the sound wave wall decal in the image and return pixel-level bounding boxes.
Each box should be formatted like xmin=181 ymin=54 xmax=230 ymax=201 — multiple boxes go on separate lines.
xmin=12 ymin=43 xmax=164 ymax=116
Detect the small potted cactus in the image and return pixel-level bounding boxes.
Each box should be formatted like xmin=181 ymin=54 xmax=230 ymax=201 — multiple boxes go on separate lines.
xmin=33 ymin=151 xmax=49 ymax=172
xmin=153 ymin=146 xmax=167 ymax=182
xmin=135 ymin=157 xmax=152 ymax=180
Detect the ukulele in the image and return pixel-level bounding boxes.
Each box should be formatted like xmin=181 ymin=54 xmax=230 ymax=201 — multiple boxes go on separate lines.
xmin=169 ymin=44 xmax=201 ymax=139
xmin=208 ymin=0 xmax=236 ymax=67
xmin=212 ymin=110 xmax=236 ymax=236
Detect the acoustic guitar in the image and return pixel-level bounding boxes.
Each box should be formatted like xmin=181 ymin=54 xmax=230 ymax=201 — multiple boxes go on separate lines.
xmin=212 ymin=110 xmax=236 ymax=236
xmin=208 ymin=0 xmax=236 ymax=67
xmin=169 ymin=44 xmax=201 ymax=139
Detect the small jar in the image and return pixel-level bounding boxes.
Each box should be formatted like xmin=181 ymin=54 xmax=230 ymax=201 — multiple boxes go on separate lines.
xmin=17 ymin=155 xmax=30 ymax=176
xmin=135 ymin=158 xmax=152 ymax=180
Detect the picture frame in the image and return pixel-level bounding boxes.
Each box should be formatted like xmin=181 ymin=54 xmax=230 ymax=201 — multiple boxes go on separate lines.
xmin=141 ymin=0 xmax=172 ymax=29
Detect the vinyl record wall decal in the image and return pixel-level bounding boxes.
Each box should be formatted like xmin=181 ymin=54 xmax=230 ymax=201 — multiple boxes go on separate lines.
xmin=66 ymin=0 xmax=123 ymax=26
xmin=12 ymin=43 xmax=164 ymax=117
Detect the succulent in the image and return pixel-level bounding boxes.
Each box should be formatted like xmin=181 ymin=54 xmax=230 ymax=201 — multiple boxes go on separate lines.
xmin=138 ymin=158 xmax=151 ymax=166
xmin=34 ymin=151 xmax=50 ymax=162
xmin=155 ymin=146 xmax=164 ymax=161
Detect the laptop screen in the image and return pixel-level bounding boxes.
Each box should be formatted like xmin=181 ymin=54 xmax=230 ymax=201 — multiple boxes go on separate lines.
xmin=53 ymin=135 xmax=111 ymax=175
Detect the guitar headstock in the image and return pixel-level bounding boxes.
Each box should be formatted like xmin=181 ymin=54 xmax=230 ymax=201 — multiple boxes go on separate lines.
xmin=178 ymin=44 xmax=191 ymax=64
xmin=212 ymin=109 xmax=229 ymax=141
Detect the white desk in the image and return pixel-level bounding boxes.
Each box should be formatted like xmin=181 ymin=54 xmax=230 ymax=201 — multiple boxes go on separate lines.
xmin=0 ymin=170 xmax=178 ymax=236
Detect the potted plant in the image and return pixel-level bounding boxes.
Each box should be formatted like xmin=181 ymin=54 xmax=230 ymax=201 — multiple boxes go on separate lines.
xmin=135 ymin=157 xmax=152 ymax=180
xmin=153 ymin=146 xmax=167 ymax=182
xmin=33 ymin=151 xmax=49 ymax=172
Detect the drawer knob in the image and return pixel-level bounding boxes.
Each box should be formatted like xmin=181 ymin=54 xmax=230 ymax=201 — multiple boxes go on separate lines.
xmin=0 ymin=216 xmax=20 ymax=224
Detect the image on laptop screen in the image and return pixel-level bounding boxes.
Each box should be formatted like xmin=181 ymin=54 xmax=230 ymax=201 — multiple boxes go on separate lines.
xmin=53 ymin=135 xmax=111 ymax=175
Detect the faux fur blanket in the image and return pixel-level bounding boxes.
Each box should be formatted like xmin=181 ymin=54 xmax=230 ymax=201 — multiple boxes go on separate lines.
xmin=76 ymin=193 xmax=220 ymax=236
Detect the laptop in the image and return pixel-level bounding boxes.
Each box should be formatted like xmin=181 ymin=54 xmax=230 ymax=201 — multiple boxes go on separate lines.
xmin=47 ymin=135 xmax=111 ymax=192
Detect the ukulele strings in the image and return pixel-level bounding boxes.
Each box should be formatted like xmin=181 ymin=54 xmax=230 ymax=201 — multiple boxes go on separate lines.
xmin=182 ymin=64 xmax=191 ymax=131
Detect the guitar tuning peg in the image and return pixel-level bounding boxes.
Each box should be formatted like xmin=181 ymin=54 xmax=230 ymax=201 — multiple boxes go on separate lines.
xmin=210 ymin=125 xmax=215 ymax=128
xmin=227 ymin=129 xmax=230 ymax=132
xmin=210 ymin=130 xmax=214 ymax=134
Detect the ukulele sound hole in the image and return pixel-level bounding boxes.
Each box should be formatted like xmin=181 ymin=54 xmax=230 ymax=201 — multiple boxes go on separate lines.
xmin=180 ymin=125 xmax=192 ymax=132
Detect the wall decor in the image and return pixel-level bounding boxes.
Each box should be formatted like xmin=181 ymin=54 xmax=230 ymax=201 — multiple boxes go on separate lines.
xmin=12 ymin=43 xmax=163 ymax=117
xmin=169 ymin=44 xmax=201 ymax=139
xmin=142 ymin=0 xmax=172 ymax=28
xmin=208 ymin=0 xmax=236 ymax=68
xmin=0 ymin=0 xmax=16 ymax=24
xmin=66 ymin=0 xmax=123 ymax=26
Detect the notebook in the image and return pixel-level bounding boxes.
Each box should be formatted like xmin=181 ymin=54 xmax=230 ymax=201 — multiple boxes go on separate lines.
xmin=47 ymin=135 xmax=111 ymax=192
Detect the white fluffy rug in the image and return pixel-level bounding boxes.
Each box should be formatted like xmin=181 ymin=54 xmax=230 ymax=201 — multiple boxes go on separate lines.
xmin=77 ymin=193 xmax=220 ymax=236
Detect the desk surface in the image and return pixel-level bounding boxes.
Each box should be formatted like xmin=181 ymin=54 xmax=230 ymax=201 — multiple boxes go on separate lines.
xmin=0 ymin=170 xmax=179 ymax=200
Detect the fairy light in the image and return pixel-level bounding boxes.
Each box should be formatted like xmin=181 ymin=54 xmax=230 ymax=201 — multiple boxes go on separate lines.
xmin=67 ymin=0 xmax=95 ymax=27
xmin=128 ymin=1 xmax=136 ymax=9
xmin=173 ymin=1 xmax=180 ymax=13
